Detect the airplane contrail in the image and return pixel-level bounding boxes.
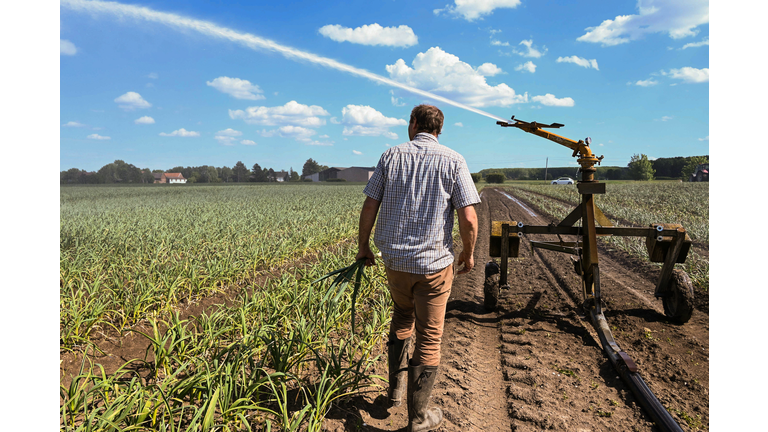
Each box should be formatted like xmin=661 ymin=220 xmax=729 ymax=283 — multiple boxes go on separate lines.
xmin=61 ymin=0 xmax=511 ymax=123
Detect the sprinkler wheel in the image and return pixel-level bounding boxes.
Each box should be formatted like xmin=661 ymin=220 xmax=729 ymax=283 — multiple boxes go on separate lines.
xmin=484 ymin=261 xmax=500 ymax=311
xmin=663 ymin=269 xmax=695 ymax=323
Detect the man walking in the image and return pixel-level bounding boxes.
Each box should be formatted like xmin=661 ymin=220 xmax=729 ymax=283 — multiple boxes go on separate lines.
xmin=356 ymin=104 xmax=480 ymax=431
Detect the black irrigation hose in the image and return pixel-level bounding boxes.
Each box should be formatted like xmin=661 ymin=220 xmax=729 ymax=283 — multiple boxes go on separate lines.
xmin=589 ymin=308 xmax=684 ymax=432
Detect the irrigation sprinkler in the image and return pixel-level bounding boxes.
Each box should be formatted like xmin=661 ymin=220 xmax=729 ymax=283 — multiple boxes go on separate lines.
xmin=485 ymin=116 xmax=693 ymax=432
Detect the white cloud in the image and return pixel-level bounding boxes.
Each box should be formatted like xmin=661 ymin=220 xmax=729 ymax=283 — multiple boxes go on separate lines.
xmin=577 ymin=0 xmax=709 ymax=46
xmin=353 ymin=150 xmax=363 ymax=155
xmin=241 ymin=139 xmax=257 ymax=145
xmin=477 ymin=63 xmax=503 ymax=76
xmin=134 ymin=116 xmax=155 ymax=124
xmin=159 ymin=128 xmax=200 ymax=137
xmin=61 ymin=39 xmax=77 ymax=55
xmin=147 ymin=72 xmax=159 ymax=79
xmin=214 ymin=128 xmax=243 ymax=145
xmin=319 ymin=134 xmax=330 ymax=139
xmin=87 ymin=133 xmax=110 ymax=140
xmin=390 ymin=90 xmax=406 ymax=107
xmin=259 ymin=125 xmax=331 ymax=146
xmin=454 ymin=122 xmax=464 ymax=127
xmin=513 ymin=39 xmax=547 ymax=58
xmin=532 ymin=94 xmax=575 ymax=107
xmin=659 ymin=116 xmax=673 ymax=121
xmin=229 ymin=100 xmax=329 ymax=126
xmin=216 ymin=128 xmax=243 ymax=137
xmin=681 ymin=37 xmax=708 ymax=49
xmin=319 ymin=23 xmax=417 ymax=47
xmin=556 ymin=56 xmax=599 ymax=70
xmin=114 ymin=92 xmax=151 ymax=111
xmin=434 ymin=0 xmax=522 ymax=21
xmin=340 ymin=105 xmax=407 ymax=139
xmin=698 ymin=136 xmax=709 ymax=141
xmin=632 ymin=78 xmax=658 ymax=86
xmin=62 ymin=121 xmax=86 ymax=127
xmin=514 ymin=61 xmax=536 ymax=73
xmin=491 ymin=39 xmax=509 ymax=47
xmin=207 ymin=76 xmax=265 ymax=100
xmin=664 ymin=66 xmax=709 ymax=83
xmin=386 ymin=47 xmax=528 ymax=108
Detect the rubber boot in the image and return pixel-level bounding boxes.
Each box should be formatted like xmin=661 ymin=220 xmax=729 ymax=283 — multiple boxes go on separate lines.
xmin=387 ymin=336 xmax=409 ymax=407
xmin=407 ymin=363 xmax=443 ymax=432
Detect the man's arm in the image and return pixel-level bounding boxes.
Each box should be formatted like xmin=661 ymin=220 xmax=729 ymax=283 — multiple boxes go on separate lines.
xmin=455 ymin=204 xmax=478 ymax=274
xmin=356 ymin=196 xmax=382 ymax=266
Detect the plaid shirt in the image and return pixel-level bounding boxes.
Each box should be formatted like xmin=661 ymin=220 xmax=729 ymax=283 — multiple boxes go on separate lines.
xmin=363 ymin=133 xmax=481 ymax=274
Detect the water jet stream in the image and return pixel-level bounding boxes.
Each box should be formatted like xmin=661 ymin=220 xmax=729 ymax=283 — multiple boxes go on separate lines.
xmin=62 ymin=0 xmax=511 ymax=123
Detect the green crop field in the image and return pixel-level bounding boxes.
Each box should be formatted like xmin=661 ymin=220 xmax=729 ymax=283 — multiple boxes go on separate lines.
xmin=60 ymin=183 xmax=393 ymax=431
xmin=60 ymin=184 xmax=368 ymax=349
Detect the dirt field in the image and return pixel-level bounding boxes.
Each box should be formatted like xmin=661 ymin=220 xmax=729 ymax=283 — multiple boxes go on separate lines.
xmin=336 ymin=187 xmax=709 ymax=432
xmin=60 ymin=187 xmax=709 ymax=431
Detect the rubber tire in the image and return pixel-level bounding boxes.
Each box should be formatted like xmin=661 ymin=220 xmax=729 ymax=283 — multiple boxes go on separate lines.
xmin=484 ymin=261 xmax=500 ymax=311
xmin=662 ymin=269 xmax=695 ymax=323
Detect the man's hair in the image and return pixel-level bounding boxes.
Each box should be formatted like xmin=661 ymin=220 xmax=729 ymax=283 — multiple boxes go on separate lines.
xmin=410 ymin=104 xmax=444 ymax=136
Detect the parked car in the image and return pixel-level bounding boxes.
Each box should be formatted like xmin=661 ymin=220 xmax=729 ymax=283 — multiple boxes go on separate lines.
xmin=551 ymin=177 xmax=574 ymax=185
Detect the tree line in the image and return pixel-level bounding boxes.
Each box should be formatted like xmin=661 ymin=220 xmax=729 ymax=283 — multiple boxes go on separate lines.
xmin=476 ymin=154 xmax=709 ymax=182
xmin=60 ymin=158 xmax=331 ymax=184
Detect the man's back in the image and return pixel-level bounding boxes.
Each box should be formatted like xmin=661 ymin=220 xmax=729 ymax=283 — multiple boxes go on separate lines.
xmin=363 ymin=132 xmax=478 ymax=274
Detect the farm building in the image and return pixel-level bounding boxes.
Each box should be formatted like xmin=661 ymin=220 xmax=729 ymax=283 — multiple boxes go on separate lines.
xmin=307 ymin=167 xmax=375 ymax=182
xmin=155 ymin=172 xmax=187 ymax=184
xmin=269 ymin=170 xmax=290 ymax=182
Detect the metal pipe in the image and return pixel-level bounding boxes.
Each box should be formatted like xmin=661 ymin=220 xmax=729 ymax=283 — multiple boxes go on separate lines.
xmin=589 ymin=307 xmax=684 ymax=432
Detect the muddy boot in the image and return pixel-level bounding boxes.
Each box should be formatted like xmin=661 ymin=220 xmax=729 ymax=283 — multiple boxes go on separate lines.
xmin=387 ymin=336 xmax=410 ymax=407
xmin=407 ymin=363 xmax=443 ymax=432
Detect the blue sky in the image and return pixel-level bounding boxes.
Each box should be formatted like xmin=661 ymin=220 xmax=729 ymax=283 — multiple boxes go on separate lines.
xmin=59 ymin=0 xmax=709 ymax=172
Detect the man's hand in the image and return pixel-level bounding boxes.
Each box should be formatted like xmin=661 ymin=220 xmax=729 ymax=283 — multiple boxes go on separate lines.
xmin=456 ymin=249 xmax=474 ymax=274
xmin=356 ymin=244 xmax=376 ymax=267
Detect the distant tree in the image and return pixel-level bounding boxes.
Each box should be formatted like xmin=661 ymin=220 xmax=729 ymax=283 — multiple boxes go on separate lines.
xmin=251 ymin=163 xmax=268 ymax=182
xmin=627 ymin=154 xmax=655 ymax=181
xmin=141 ymin=168 xmax=155 ymax=184
xmin=486 ymin=173 xmax=506 ymax=184
xmin=681 ymin=156 xmax=709 ymax=182
xmin=207 ymin=166 xmax=220 ymax=183
xmin=220 ymin=166 xmax=233 ymax=182
xmin=267 ymin=168 xmax=275 ymax=182
xmin=302 ymin=158 xmax=323 ymax=178
xmin=233 ymin=161 xmax=249 ymax=182
xmin=470 ymin=173 xmax=481 ymax=183
xmin=61 ymin=167 xmax=83 ymax=184
xmin=290 ymin=170 xmax=300 ymax=182
xmin=97 ymin=160 xmax=143 ymax=183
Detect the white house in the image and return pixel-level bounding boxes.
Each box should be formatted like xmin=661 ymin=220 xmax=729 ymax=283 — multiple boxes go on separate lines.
xmin=163 ymin=173 xmax=187 ymax=184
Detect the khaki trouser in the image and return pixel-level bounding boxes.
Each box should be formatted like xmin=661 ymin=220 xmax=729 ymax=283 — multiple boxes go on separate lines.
xmin=385 ymin=265 xmax=453 ymax=367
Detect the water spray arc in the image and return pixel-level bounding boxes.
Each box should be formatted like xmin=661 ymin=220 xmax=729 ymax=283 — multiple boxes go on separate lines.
xmin=61 ymin=0 xmax=509 ymax=123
